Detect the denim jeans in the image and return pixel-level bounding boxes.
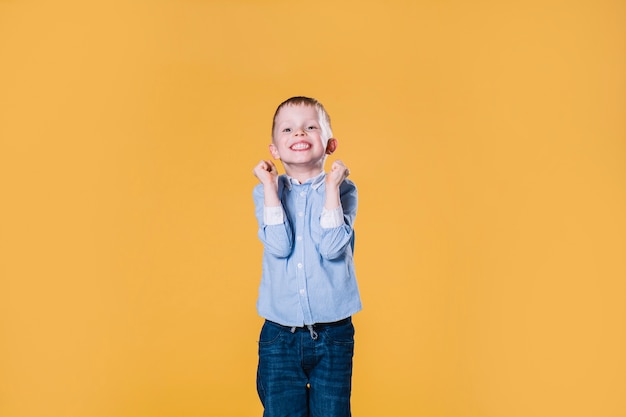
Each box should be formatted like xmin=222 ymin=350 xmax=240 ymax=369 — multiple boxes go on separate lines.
xmin=256 ymin=318 xmax=355 ymax=417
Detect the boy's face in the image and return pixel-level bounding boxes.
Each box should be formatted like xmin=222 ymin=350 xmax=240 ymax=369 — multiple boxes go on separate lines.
xmin=270 ymin=104 xmax=336 ymax=170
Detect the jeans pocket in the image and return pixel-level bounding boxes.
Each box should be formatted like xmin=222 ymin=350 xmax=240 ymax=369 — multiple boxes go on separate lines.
xmin=324 ymin=322 xmax=355 ymax=346
xmin=258 ymin=321 xmax=283 ymax=346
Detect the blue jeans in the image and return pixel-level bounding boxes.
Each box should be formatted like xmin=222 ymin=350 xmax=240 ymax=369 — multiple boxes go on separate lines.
xmin=256 ymin=318 xmax=355 ymax=417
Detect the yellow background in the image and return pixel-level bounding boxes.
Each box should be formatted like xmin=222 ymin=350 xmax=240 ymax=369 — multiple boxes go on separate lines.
xmin=1 ymin=1 xmax=625 ymax=416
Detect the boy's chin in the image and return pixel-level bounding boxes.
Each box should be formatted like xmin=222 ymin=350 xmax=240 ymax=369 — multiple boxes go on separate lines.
xmin=283 ymin=157 xmax=324 ymax=165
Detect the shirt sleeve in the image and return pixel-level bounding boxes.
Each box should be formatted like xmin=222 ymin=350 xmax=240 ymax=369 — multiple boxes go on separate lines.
xmin=264 ymin=205 xmax=285 ymax=225
xmin=254 ymin=182 xmax=293 ymax=259
xmin=318 ymin=180 xmax=358 ymax=260
xmin=320 ymin=206 xmax=344 ymax=229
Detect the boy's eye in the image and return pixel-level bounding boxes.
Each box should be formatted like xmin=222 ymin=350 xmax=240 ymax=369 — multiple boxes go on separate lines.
xmin=307 ymin=126 xmax=317 ymax=130
xmin=282 ymin=128 xmax=291 ymax=133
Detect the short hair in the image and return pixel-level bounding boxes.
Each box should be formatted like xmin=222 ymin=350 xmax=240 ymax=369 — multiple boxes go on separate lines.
xmin=271 ymin=96 xmax=333 ymax=140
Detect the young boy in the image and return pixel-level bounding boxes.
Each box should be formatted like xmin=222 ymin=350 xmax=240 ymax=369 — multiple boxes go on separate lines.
xmin=252 ymin=96 xmax=362 ymax=417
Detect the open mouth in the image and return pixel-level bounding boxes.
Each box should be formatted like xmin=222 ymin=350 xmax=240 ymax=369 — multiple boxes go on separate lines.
xmin=290 ymin=142 xmax=311 ymax=151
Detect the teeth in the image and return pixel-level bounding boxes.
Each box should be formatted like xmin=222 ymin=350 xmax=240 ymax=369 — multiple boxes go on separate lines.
xmin=291 ymin=143 xmax=310 ymax=150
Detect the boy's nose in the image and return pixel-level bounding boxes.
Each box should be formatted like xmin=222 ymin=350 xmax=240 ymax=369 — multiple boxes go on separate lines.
xmin=294 ymin=128 xmax=306 ymax=136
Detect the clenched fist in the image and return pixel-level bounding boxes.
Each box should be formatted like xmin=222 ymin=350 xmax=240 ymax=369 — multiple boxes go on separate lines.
xmin=325 ymin=160 xmax=350 ymax=189
xmin=253 ymin=160 xmax=279 ymax=187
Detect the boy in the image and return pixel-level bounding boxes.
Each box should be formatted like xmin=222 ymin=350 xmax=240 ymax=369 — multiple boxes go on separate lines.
xmin=252 ymin=96 xmax=362 ymax=417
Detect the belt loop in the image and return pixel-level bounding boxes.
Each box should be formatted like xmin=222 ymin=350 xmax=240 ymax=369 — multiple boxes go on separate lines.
xmin=306 ymin=324 xmax=318 ymax=340
xmin=290 ymin=327 xmax=296 ymax=333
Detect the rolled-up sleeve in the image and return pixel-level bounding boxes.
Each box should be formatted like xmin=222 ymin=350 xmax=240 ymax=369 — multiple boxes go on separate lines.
xmin=264 ymin=205 xmax=285 ymax=225
xmin=320 ymin=206 xmax=344 ymax=229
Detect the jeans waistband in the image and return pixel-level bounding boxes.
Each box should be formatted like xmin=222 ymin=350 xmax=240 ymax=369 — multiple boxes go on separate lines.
xmin=266 ymin=317 xmax=351 ymax=332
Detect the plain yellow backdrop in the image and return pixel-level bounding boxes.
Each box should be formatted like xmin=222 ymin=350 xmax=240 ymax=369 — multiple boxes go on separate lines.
xmin=1 ymin=1 xmax=625 ymax=416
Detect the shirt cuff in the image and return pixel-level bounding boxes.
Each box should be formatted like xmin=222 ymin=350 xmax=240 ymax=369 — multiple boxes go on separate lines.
xmin=264 ymin=205 xmax=284 ymax=225
xmin=320 ymin=206 xmax=344 ymax=229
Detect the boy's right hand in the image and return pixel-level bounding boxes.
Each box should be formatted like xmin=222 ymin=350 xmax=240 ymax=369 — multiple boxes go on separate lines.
xmin=254 ymin=160 xmax=281 ymax=207
xmin=253 ymin=160 xmax=279 ymax=187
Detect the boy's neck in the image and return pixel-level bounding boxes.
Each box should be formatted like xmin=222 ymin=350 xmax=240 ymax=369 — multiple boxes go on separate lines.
xmin=283 ymin=165 xmax=324 ymax=185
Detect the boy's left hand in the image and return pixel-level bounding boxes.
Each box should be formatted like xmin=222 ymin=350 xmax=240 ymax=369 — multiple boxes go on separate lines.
xmin=326 ymin=160 xmax=350 ymax=189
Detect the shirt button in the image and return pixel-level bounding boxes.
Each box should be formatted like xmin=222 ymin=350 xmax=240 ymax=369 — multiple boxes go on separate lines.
xmin=300 ymin=191 xmax=306 ymax=197
xmin=297 ymin=263 xmax=303 ymax=269
xmin=296 ymin=236 xmax=303 ymax=241
xmin=298 ymin=211 xmax=304 ymax=217
xmin=299 ymin=289 xmax=306 ymax=295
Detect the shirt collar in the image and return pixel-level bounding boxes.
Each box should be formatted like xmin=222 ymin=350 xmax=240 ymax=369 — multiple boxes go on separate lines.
xmin=282 ymin=171 xmax=326 ymax=191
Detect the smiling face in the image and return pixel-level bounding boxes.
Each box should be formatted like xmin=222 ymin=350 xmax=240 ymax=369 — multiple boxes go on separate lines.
xmin=269 ymin=103 xmax=336 ymax=180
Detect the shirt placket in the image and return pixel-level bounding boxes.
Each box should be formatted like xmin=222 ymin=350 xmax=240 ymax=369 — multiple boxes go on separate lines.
xmin=294 ymin=184 xmax=314 ymax=325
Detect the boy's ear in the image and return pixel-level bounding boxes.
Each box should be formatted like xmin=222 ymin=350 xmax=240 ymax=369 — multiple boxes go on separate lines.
xmin=325 ymin=138 xmax=338 ymax=155
xmin=269 ymin=143 xmax=280 ymax=159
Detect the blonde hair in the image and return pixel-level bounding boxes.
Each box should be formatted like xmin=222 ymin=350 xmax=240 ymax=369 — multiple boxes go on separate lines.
xmin=271 ymin=96 xmax=333 ymax=140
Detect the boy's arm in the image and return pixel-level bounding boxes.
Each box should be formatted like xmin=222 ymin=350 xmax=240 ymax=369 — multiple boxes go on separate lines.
xmin=253 ymin=160 xmax=293 ymax=258
xmin=323 ymin=160 xmax=350 ymax=210
xmin=253 ymin=160 xmax=280 ymax=207
xmin=319 ymin=161 xmax=357 ymax=260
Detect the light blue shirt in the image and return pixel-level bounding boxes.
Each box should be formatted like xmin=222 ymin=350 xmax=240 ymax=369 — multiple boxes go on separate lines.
xmin=253 ymin=173 xmax=362 ymax=327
